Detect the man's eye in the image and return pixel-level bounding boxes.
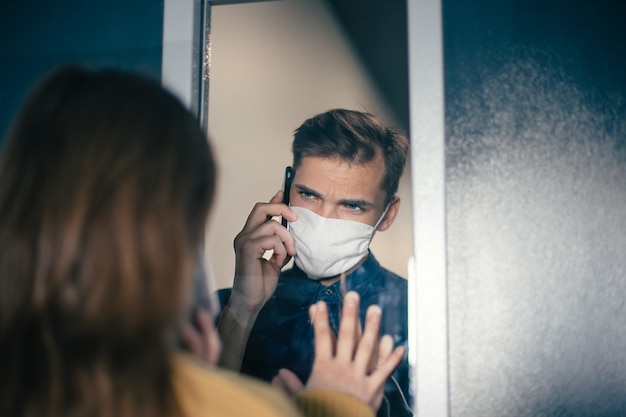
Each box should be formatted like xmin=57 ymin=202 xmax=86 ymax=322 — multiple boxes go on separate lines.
xmin=345 ymin=203 xmax=364 ymax=212
xmin=299 ymin=191 xmax=316 ymax=199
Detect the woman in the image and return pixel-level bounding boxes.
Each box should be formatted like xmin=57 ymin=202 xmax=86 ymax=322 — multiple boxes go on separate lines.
xmin=0 ymin=67 xmax=404 ymax=417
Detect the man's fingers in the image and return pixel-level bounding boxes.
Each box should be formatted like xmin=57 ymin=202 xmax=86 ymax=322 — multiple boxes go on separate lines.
xmin=238 ymin=230 xmax=294 ymax=262
xmin=269 ymin=190 xmax=284 ymax=204
xmin=237 ymin=218 xmax=295 ymax=256
xmin=240 ymin=192 xmax=298 ymax=234
xmin=270 ymin=190 xmax=298 ymax=222
xmin=233 ymin=192 xmax=299 ymax=277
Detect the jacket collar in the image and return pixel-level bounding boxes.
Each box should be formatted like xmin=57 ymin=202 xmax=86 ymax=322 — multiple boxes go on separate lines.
xmin=278 ymin=251 xmax=385 ymax=309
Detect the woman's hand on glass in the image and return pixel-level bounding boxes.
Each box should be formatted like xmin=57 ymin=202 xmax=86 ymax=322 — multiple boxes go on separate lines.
xmin=273 ymin=291 xmax=405 ymax=412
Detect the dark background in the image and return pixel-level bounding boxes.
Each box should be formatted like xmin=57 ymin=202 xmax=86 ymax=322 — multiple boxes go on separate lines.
xmin=326 ymin=0 xmax=408 ymax=133
xmin=0 ymin=1 xmax=164 ymax=141
xmin=0 ymin=0 xmax=410 ymax=143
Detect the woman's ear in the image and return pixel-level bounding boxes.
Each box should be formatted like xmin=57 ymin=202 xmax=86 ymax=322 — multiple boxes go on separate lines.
xmin=376 ymin=195 xmax=401 ymax=232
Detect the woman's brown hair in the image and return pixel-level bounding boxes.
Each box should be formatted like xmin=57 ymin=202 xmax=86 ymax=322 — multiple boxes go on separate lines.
xmin=0 ymin=67 xmax=216 ymax=417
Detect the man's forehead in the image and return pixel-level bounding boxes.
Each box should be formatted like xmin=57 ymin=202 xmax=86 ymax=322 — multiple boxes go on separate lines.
xmin=294 ymin=156 xmax=386 ymax=202
xmin=297 ymin=154 xmax=384 ymax=171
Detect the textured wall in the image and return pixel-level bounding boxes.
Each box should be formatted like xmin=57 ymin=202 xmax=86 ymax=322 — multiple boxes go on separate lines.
xmin=444 ymin=0 xmax=626 ymax=415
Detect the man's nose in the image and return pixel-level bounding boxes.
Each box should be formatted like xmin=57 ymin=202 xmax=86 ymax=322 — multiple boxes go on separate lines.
xmin=315 ymin=204 xmax=339 ymax=219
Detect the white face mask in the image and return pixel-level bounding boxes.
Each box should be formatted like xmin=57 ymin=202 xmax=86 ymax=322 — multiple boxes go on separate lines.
xmin=288 ymin=205 xmax=388 ymax=280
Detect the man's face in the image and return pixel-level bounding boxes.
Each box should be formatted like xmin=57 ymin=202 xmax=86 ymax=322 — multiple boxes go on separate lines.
xmin=289 ymin=155 xmax=399 ymax=229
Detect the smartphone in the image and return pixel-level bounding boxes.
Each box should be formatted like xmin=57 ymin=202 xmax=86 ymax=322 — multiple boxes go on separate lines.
xmin=281 ymin=166 xmax=294 ymax=227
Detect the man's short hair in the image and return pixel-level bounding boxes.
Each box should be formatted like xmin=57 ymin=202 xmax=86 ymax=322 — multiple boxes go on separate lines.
xmin=292 ymin=109 xmax=409 ymax=204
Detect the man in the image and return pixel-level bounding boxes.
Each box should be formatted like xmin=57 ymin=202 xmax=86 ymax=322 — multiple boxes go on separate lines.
xmin=217 ymin=109 xmax=411 ymax=417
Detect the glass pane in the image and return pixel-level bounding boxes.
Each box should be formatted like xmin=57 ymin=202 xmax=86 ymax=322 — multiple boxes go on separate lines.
xmin=204 ymin=1 xmax=413 ymax=416
xmin=444 ymin=0 xmax=626 ymax=415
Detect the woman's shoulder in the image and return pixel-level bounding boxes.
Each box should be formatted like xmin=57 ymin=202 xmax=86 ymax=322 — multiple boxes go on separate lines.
xmin=170 ymin=353 xmax=374 ymax=417
xmin=171 ymin=353 xmax=302 ymax=417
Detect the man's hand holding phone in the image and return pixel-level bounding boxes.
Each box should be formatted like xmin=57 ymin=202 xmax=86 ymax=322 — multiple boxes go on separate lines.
xmin=232 ymin=189 xmax=297 ymax=313
xmin=218 ymin=168 xmax=298 ymax=371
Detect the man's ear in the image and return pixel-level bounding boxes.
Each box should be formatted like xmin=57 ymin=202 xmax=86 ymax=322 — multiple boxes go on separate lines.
xmin=376 ymin=195 xmax=401 ymax=232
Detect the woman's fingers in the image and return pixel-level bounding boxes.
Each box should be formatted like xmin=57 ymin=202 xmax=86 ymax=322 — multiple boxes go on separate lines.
xmin=370 ymin=345 xmax=406 ymax=385
xmin=304 ymin=291 xmax=405 ymax=412
xmin=335 ymin=291 xmax=360 ymax=361
xmin=311 ymin=300 xmax=334 ymax=361
xmin=178 ymin=309 xmax=222 ymax=365
xmin=353 ymin=304 xmax=382 ymax=372
xmin=273 ymin=368 xmax=305 ymax=396
xmin=195 ymin=309 xmax=222 ymax=365
xmin=179 ymin=320 xmax=202 ymax=357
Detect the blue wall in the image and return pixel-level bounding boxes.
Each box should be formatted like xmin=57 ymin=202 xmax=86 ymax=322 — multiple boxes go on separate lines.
xmin=0 ymin=1 xmax=164 ymax=140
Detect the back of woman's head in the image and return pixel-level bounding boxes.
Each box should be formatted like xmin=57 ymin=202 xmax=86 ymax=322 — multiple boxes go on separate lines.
xmin=0 ymin=66 xmax=216 ymax=416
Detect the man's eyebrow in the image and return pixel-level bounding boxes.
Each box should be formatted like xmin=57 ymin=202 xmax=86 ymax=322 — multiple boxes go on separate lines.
xmin=294 ymin=184 xmax=322 ymax=198
xmin=338 ymin=198 xmax=376 ymax=209
xmin=295 ymin=184 xmax=375 ymax=209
